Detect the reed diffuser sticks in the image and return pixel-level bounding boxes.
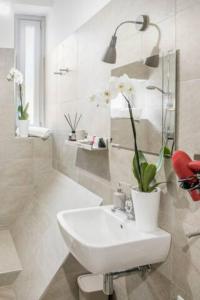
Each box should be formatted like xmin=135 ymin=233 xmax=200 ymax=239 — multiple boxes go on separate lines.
xmin=64 ymin=113 xmax=82 ymax=132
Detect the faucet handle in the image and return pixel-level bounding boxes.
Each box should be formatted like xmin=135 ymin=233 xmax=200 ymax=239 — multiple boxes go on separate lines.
xmin=125 ymin=198 xmax=135 ymax=220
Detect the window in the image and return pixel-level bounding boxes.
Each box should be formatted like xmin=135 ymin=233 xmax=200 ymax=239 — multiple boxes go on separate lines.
xmin=15 ymin=15 xmax=45 ymax=126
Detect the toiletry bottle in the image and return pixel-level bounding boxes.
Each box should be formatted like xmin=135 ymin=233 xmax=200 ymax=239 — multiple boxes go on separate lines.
xmin=113 ymin=183 xmax=126 ymax=210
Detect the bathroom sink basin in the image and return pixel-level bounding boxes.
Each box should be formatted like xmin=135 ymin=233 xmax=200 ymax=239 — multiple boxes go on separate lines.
xmin=57 ymin=206 xmax=171 ymax=273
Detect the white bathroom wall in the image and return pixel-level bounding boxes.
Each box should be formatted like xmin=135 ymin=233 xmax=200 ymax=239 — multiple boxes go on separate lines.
xmin=45 ymin=0 xmax=176 ymax=201
xmin=45 ymin=0 xmax=200 ymax=299
xmin=0 ymin=47 xmax=101 ymax=300
xmin=15 ymin=0 xmax=53 ymax=5
xmin=45 ymin=1 xmax=175 ymax=298
xmin=46 ymin=0 xmax=111 ymax=50
xmin=11 ymin=170 xmax=101 ymax=300
xmin=0 ymin=0 xmax=52 ymax=49
xmin=0 ymin=12 xmax=14 ymax=48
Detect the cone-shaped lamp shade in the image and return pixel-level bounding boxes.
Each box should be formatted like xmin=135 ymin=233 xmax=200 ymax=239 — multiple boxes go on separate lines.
xmin=145 ymin=46 xmax=160 ymax=68
xmin=102 ymin=35 xmax=117 ymax=64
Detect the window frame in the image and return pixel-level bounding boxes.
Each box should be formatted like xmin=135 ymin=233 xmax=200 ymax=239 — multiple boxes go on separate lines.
xmin=15 ymin=14 xmax=46 ymax=126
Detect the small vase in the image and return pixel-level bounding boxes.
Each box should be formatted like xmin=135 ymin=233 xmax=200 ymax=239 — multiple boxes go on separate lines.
xmin=131 ymin=187 xmax=161 ymax=232
xmin=18 ymin=120 xmax=29 ymax=138
xmin=69 ymin=130 xmax=76 ymax=141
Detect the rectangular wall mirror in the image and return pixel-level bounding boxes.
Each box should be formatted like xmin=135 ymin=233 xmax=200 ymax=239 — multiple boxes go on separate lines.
xmin=111 ymin=51 xmax=177 ymax=155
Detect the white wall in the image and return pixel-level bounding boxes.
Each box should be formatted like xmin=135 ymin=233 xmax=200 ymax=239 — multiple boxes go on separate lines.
xmin=0 ymin=12 xmax=14 ymax=48
xmin=0 ymin=0 xmax=111 ymax=52
xmin=0 ymin=0 xmax=53 ymax=49
xmin=15 ymin=0 xmax=53 ymax=6
xmin=46 ymin=0 xmax=111 ymax=50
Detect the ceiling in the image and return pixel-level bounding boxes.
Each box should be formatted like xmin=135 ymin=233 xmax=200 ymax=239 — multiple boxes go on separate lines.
xmin=13 ymin=0 xmax=53 ymax=15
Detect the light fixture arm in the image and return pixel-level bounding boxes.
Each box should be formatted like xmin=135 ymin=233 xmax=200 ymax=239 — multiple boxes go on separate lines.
xmin=102 ymin=15 xmax=150 ymax=64
xmin=113 ymin=15 xmax=149 ymax=36
xmin=113 ymin=21 xmax=142 ymax=36
xmin=149 ymin=23 xmax=161 ymax=47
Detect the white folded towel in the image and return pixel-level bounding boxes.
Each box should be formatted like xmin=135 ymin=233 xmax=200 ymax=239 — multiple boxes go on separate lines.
xmin=28 ymin=126 xmax=51 ymax=139
xmin=16 ymin=126 xmax=51 ymax=139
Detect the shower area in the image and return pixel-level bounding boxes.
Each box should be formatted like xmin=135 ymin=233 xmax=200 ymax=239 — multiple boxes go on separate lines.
xmin=0 ymin=47 xmax=101 ymax=300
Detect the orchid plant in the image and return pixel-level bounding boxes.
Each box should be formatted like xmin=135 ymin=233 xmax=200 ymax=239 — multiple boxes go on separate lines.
xmin=90 ymin=74 xmax=170 ymax=193
xmin=7 ymin=68 xmax=29 ymax=120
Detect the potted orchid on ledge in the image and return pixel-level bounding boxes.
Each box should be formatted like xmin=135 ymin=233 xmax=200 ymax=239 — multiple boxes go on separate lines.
xmin=7 ymin=68 xmax=29 ymax=138
xmin=91 ymin=74 xmax=170 ymax=232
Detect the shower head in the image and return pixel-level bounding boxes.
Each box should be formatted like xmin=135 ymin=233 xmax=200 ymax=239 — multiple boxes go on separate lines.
xmin=146 ymin=85 xmax=167 ymax=95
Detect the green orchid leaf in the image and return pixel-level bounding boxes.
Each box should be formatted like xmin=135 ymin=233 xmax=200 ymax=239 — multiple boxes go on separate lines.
xmin=164 ymin=146 xmax=171 ymax=158
xmin=141 ymin=162 xmax=148 ymax=191
xmin=132 ymin=155 xmax=140 ymax=186
xmin=132 ymin=151 xmax=148 ymax=191
xmin=140 ymin=162 xmax=148 ymax=183
xmin=18 ymin=105 xmax=22 ymax=112
xmin=23 ymin=102 xmax=29 ymax=114
xmin=138 ymin=150 xmax=147 ymax=164
xmin=141 ymin=162 xmax=148 ymax=177
xmin=147 ymin=181 xmax=166 ymax=192
xmin=17 ymin=102 xmax=29 ymax=120
xmin=156 ymin=146 xmax=171 ymax=172
xmin=143 ymin=164 xmax=157 ymax=192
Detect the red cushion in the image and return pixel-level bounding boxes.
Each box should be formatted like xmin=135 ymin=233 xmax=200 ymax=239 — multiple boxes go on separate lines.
xmin=188 ymin=161 xmax=200 ymax=173
xmin=172 ymin=150 xmax=200 ymax=201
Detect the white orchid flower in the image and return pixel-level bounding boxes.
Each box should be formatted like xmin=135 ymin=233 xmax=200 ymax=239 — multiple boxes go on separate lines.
xmin=125 ymin=81 xmax=135 ymax=96
xmin=101 ymin=89 xmax=112 ymax=104
xmin=109 ymin=74 xmax=134 ymax=96
xmin=117 ymin=74 xmax=134 ymax=94
xmin=89 ymin=74 xmax=135 ymax=106
xmin=101 ymin=85 xmax=118 ymax=104
xmin=7 ymin=68 xmax=23 ymax=85
xmin=90 ymin=94 xmax=97 ymax=102
xmin=90 ymin=93 xmax=102 ymax=107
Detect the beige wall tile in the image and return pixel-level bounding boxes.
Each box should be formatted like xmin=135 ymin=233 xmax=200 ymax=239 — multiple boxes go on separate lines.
xmin=0 ymin=0 xmax=195 ymax=299
xmin=0 ymin=104 xmax=15 ymax=138
xmin=176 ymin=3 xmax=200 ymax=81
xmin=176 ymin=0 xmax=200 ymax=13
xmin=177 ymin=79 xmax=200 ymax=154
xmin=0 ymin=286 xmax=16 ymax=300
xmin=2 ymin=138 xmax=33 ymax=160
xmin=11 ymin=170 xmax=102 ymax=300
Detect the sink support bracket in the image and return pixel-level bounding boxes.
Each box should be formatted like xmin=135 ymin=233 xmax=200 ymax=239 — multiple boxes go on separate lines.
xmin=103 ymin=264 xmax=152 ymax=295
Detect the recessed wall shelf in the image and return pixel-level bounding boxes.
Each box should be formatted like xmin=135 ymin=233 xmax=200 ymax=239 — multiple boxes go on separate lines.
xmin=65 ymin=140 xmax=108 ymax=151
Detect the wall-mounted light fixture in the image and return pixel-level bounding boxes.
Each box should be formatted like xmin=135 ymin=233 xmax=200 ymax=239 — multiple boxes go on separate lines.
xmin=145 ymin=23 xmax=161 ymax=68
xmin=102 ymin=15 xmax=161 ymax=68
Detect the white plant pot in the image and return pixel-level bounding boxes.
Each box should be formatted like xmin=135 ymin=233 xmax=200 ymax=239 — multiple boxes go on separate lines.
xmin=131 ymin=187 xmax=161 ymax=232
xmin=18 ymin=120 xmax=29 ymax=138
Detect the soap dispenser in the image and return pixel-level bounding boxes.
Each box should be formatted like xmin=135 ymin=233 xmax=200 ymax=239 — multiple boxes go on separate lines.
xmin=113 ymin=183 xmax=126 ymax=210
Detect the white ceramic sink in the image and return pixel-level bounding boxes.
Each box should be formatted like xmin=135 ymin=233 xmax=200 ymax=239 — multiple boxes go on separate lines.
xmin=57 ymin=206 xmax=171 ymax=274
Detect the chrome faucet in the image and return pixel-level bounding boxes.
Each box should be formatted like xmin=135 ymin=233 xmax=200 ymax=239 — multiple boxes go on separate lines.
xmin=111 ymin=197 xmax=135 ymax=220
xmin=111 ymin=181 xmax=135 ymax=220
xmin=125 ymin=198 xmax=135 ymax=220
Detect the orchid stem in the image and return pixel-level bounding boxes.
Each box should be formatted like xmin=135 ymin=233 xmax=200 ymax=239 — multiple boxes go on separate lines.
xmin=19 ymin=84 xmax=23 ymax=118
xmin=122 ymin=93 xmax=143 ymax=191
